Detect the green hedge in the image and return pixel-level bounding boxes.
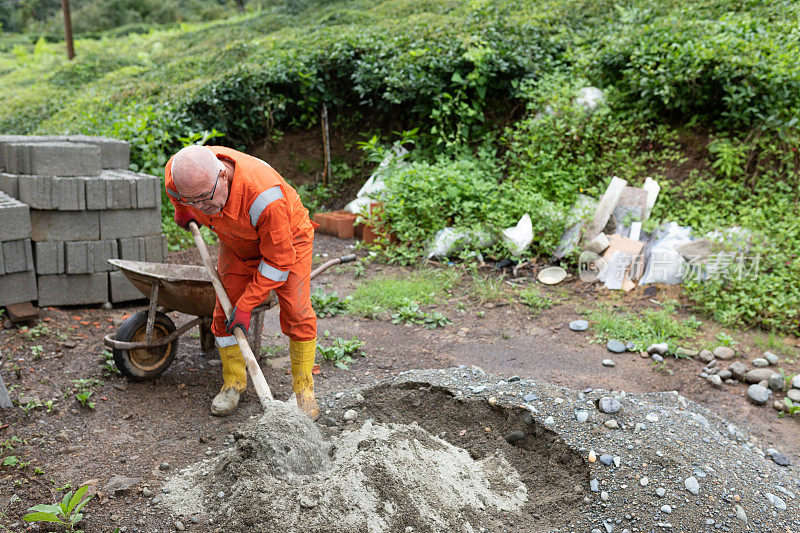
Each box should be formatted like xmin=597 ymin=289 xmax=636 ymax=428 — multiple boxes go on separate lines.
xmin=592 ymin=12 xmax=800 ymax=128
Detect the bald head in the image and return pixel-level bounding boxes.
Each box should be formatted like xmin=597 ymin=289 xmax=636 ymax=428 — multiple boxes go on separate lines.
xmin=171 ymin=145 xmax=224 ymax=196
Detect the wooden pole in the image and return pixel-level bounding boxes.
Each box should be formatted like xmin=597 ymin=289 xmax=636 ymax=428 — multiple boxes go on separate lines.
xmin=0 ymin=350 xmax=13 ymax=409
xmin=61 ymin=0 xmax=75 ymax=60
xmin=321 ymin=104 xmax=331 ymax=186
xmin=188 ymin=222 xmax=275 ymax=406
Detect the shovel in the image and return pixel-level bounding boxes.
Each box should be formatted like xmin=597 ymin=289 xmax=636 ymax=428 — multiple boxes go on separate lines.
xmin=188 ymin=222 xmax=355 ymax=409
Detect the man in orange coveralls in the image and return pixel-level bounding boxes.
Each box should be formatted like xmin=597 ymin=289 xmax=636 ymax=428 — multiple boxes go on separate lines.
xmin=165 ymin=145 xmax=319 ymax=418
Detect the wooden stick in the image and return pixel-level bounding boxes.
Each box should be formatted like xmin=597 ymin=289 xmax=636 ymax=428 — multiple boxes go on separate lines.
xmin=189 ymin=223 xmax=275 ymax=406
xmin=321 ymin=104 xmax=331 ymax=186
xmin=0 ymin=350 xmax=12 ymax=409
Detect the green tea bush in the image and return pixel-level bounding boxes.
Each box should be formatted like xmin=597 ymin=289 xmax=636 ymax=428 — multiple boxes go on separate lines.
xmin=592 ymin=11 xmax=800 ymax=128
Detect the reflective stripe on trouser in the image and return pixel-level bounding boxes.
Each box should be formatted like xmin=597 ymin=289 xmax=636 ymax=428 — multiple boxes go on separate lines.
xmin=215 ymin=339 xmax=247 ymax=392
xmin=210 ymin=240 xmax=317 ymax=342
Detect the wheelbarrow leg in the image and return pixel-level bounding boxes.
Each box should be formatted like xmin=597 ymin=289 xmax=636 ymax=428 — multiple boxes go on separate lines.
xmin=249 ymin=310 xmax=264 ymax=362
xmin=199 ymin=319 xmax=215 ymax=353
xmin=145 ymin=283 xmax=160 ymax=343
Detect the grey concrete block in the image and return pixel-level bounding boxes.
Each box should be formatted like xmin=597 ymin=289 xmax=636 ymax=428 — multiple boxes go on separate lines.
xmin=65 ymin=241 xmax=92 ymax=274
xmin=52 ymin=177 xmax=87 ymax=210
xmin=135 ymin=174 xmax=160 ymax=209
xmin=109 ymin=270 xmax=145 ymax=302
xmin=67 ymin=135 xmax=130 ymax=169
xmin=0 ymin=270 xmax=37 ymax=306
xmin=34 ymin=241 xmax=65 ymax=275
xmin=117 ymin=235 xmax=165 ymax=262
xmin=84 ymin=178 xmax=106 ymax=210
xmin=2 ymin=239 xmax=34 ymax=273
xmin=105 ymin=175 xmax=136 ymax=209
xmin=17 ymin=175 xmax=53 ymax=209
xmin=0 ymin=173 xmax=19 ymax=198
xmin=108 ymin=170 xmax=160 ymax=209
xmin=9 ymin=142 xmax=102 ymax=177
xmin=17 ymin=175 xmax=85 ymax=210
xmin=92 ymin=239 xmax=118 ymax=272
xmin=65 ymin=239 xmax=118 ymax=274
xmin=37 ymin=273 xmax=108 ymax=306
xmin=30 ymin=210 xmax=100 ymax=242
xmin=117 ymin=237 xmax=143 ymax=261
xmin=99 ymin=208 xmax=161 ymax=239
xmin=0 ymin=135 xmax=129 ymax=172
xmin=143 ymin=235 xmax=165 ymax=262
xmin=0 ymin=191 xmax=31 ymax=241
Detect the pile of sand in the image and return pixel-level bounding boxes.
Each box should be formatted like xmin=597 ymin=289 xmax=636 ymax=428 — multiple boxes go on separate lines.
xmin=163 ymin=401 xmax=527 ymax=532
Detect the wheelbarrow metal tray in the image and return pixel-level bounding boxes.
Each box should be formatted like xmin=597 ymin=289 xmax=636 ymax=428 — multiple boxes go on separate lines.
xmin=109 ymin=259 xmax=217 ymax=317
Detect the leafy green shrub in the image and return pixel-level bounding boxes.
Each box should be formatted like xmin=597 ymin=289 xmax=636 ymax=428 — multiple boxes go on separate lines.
xmin=650 ymin=128 xmax=800 ymax=334
xmin=310 ymin=289 xmax=348 ymax=318
xmin=592 ymin=11 xmax=800 ymax=128
xmin=502 ymin=74 xmax=682 ymax=205
xmin=317 ymin=336 xmax=364 ymax=369
xmin=377 ymin=155 xmax=562 ymax=259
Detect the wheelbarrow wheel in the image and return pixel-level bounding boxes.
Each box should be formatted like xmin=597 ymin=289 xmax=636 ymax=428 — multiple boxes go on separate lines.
xmin=113 ymin=311 xmax=178 ymax=381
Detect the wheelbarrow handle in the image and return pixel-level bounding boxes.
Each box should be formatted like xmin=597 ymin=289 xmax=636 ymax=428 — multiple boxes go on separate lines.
xmin=188 ymin=222 xmax=275 ymax=406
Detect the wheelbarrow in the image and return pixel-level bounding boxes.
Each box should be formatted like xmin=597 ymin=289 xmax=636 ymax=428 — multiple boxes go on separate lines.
xmin=103 ymin=255 xmax=356 ymax=381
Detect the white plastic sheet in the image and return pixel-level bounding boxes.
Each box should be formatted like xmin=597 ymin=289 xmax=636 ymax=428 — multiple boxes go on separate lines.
xmin=345 ymin=146 xmax=408 ymax=214
xmin=501 ymin=214 xmax=533 ymax=256
xmin=639 ymin=222 xmax=693 ymax=285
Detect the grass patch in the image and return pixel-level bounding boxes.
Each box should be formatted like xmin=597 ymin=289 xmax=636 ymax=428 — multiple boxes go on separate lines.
xmin=585 ymin=303 xmax=701 ymax=354
xmin=346 ymin=268 xmax=460 ymax=318
xmin=753 ymin=331 xmax=797 ymax=358
xmin=519 ymin=287 xmax=552 ymax=315
xmin=469 ymin=272 xmax=515 ymax=305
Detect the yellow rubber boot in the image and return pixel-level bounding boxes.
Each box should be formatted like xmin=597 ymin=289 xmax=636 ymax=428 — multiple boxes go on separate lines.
xmin=290 ymin=339 xmax=319 ymax=419
xmin=211 ymin=342 xmax=247 ymax=416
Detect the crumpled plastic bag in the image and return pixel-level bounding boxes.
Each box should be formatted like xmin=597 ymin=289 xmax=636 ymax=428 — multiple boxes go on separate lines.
xmin=345 ymin=146 xmax=409 ymax=214
xmin=639 ymin=222 xmax=693 ymax=285
xmin=501 ymin=214 xmax=533 ymax=256
xmin=427 ymin=227 xmax=495 ymax=259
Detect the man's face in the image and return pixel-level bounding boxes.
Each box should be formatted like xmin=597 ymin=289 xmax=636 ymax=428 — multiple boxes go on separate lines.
xmin=179 ymin=167 xmax=229 ymax=216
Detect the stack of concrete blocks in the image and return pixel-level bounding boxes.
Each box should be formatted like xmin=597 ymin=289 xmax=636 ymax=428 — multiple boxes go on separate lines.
xmin=0 ymin=192 xmax=37 ymax=306
xmin=0 ymin=135 xmax=167 ymax=307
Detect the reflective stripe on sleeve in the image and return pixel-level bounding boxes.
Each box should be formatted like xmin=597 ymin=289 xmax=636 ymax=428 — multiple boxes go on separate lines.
xmin=215 ymin=335 xmax=238 ymax=348
xmin=248 ymin=186 xmax=284 ymax=227
xmin=258 ymin=260 xmax=289 ymax=282
xmin=166 ymin=187 xmax=180 ymax=199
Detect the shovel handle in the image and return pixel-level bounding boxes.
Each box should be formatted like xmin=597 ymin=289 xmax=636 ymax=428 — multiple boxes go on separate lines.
xmin=189 ymin=222 xmax=274 ymax=405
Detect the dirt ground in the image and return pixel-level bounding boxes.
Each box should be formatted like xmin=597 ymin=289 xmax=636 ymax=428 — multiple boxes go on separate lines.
xmin=1 ymin=233 xmax=798 ymax=531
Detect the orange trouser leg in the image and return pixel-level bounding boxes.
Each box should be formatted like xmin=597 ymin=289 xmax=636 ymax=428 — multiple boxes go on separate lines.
xmin=211 ymin=245 xmax=253 ymax=338
xmin=274 ymin=241 xmax=316 ymax=341
xmin=211 ymin=242 xmax=316 ymax=341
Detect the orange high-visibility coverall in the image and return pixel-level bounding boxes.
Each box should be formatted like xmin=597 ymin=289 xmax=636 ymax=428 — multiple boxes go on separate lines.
xmin=164 ymin=147 xmax=317 ymax=343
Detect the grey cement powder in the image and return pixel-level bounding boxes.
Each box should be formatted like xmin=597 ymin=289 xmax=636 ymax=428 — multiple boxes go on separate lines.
xmin=163 ymin=401 xmax=527 ymax=532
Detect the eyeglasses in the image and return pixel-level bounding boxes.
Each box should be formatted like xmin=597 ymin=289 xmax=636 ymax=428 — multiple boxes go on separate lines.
xmin=179 ymin=169 xmax=221 ymax=206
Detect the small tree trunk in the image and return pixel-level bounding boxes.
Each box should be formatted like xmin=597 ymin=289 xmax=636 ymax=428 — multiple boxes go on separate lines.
xmin=61 ymin=0 xmax=75 ymax=60
xmin=234 ymin=0 xmax=246 ymax=12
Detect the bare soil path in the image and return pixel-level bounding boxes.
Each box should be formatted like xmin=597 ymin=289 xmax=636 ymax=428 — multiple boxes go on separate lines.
xmin=0 ymin=234 xmax=798 ymax=531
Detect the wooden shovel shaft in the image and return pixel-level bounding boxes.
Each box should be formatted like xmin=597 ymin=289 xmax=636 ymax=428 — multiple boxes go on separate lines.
xmin=189 ymin=222 xmax=274 ymax=406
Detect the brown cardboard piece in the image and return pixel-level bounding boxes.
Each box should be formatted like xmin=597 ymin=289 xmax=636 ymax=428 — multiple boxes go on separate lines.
xmin=602 ymin=233 xmax=645 ymax=291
